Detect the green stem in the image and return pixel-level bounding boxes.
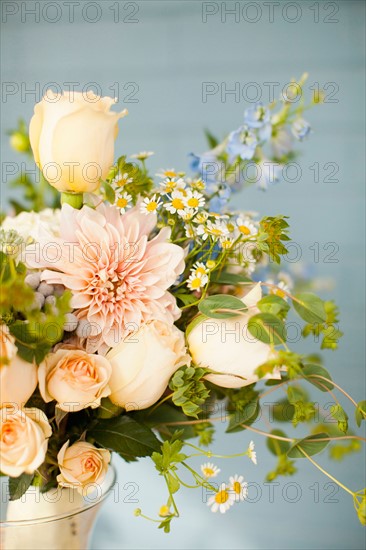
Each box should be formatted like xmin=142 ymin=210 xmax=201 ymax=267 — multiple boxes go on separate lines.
xmin=61 ymin=192 xmax=84 ymax=209
xmin=298 ymin=446 xmax=355 ymax=497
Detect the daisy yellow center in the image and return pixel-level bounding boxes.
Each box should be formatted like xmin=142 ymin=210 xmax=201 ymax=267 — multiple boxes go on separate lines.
xmin=196 ymin=267 xmax=206 ymax=276
xmin=239 ymin=225 xmax=250 ymax=235
xmin=165 ymin=171 xmax=177 ymax=178
xmin=215 ymin=490 xmax=229 ymax=504
xmin=210 ymin=228 xmax=223 ymax=236
xmin=221 ymin=240 xmax=232 ymax=249
xmin=117 ymin=197 xmax=128 ymax=208
xmin=146 ymin=201 xmax=158 ymax=212
xmin=187 ymin=197 xmax=199 ymax=208
xmin=275 ymin=289 xmax=286 ymax=298
xmin=190 ymin=277 xmax=202 ymax=289
xmin=171 ymin=198 xmax=184 ymax=210
xmin=233 ymin=481 xmax=241 ymax=494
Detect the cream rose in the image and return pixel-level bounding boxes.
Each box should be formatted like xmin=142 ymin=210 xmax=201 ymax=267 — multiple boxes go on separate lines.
xmin=107 ymin=320 xmax=191 ymax=411
xmin=188 ymin=283 xmax=281 ymax=388
xmin=38 ymin=349 xmax=112 ymax=412
xmin=0 ymin=407 xmax=52 ymax=477
xmin=29 ymin=91 xmax=128 ymax=193
xmin=1 ymin=209 xmax=61 ymax=243
xmin=0 ymin=324 xmax=38 ymax=407
xmin=57 ymin=441 xmax=111 ymax=494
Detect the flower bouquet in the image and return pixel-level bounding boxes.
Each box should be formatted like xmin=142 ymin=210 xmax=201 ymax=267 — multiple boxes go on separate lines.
xmin=1 ymin=74 xmax=365 ymax=547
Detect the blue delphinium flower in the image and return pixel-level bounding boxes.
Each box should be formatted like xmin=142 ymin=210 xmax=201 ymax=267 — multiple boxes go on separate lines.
xmin=208 ymin=182 xmax=231 ymax=213
xmin=244 ymin=103 xmax=272 ymax=142
xmin=188 ymin=151 xmax=219 ymax=187
xmin=291 ymin=118 xmax=311 ymax=141
xmin=227 ymin=125 xmax=258 ymax=161
xmin=256 ymin=159 xmax=282 ymax=191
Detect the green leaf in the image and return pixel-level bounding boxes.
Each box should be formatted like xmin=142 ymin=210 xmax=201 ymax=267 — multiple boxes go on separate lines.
xmin=151 ymin=440 xmax=187 ymax=473
xmin=210 ymin=272 xmax=252 ymax=285
xmin=271 ymin=399 xmax=295 ymax=422
xmin=287 ymin=386 xmax=308 ymax=404
xmin=198 ymin=294 xmax=247 ymax=319
xmin=9 ymin=474 xmax=34 ymax=501
xmin=248 ymin=313 xmax=286 ymax=345
xmin=292 ymin=293 xmax=327 ymax=324
xmin=330 ymin=404 xmax=348 ymax=434
xmin=355 ymin=401 xmax=366 ymax=428
xmin=226 ymin=399 xmax=260 ymax=433
xmin=266 ymin=430 xmax=291 ymax=456
xmin=175 ymin=292 xmax=198 ymax=306
xmin=139 ymin=404 xmax=195 ymax=441
xmin=287 ymin=433 xmax=329 ymax=459
xmin=302 ymin=363 xmax=334 ymax=392
xmin=185 ymin=314 xmax=207 ymax=338
xmin=204 ymin=129 xmax=219 ymax=149
xmin=88 ymin=416 xmax=161 ymax=462
xmin=257 ymin=295 xmax=290 ymax=317
xmin=166 ymin=472 xmax=180 ymax=494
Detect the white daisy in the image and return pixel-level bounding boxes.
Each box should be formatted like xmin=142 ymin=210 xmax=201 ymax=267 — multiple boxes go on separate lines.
xmin=159 ymin=177 xmax=186 ymax=194
xmin=115 ymin=191 xmax=132 ymax=213
xmin=112 ymin=172 xmax=133 ymax=189
xmin=180 ymin=209 xmax=196 ymax=221
xmin=236 ymin=217 xmax=258 ymax=237
xmin=164 ymin=190 xmax=186 ymax=215
xmin=193 ymin=262 xmax=209 ymax=277
xmin=219 ymin=236 xmax=235 ymax=250
xmin=206 ymin=220 xmax=230 ymax=239
xmin=156 ymin=168 xmax=179 ymax=179
xmin=140 ymin=194 xmax=162 ymax=215
xmin=194 ymin=212 xmax=209 ymax=224
xmin=246 ymin=441 xmax=257 ymax=465
xmin=201 ymin=462 xmax=221 ymax=479
xmin=267 ymin=279 xmax=290 ymax=300
xmin=187 ymin=272 xmax=208 ymax=291
xmin=229 ymin=474 xmax=248 ymax=502
xmin=184 ymin=190 xmax=205 ymax=210
xmin=207 ymin=483 xmax=235 ymax=514
xmin=196 ymin=224 xmax=209 ymax=240
xmin=190 ymin=177 xmax=206 ymax=191
xmin=130 ymin=151 xmax=154 ymax=160
xmin=185 ymin=225 xmax=196 ymax=239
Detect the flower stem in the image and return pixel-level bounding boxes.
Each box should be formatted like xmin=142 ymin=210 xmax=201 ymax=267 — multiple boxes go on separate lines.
xmin=61 ymin=192 xmax=84 ymax=209
xmin=297 ymin=446 xmax=355 ymax=497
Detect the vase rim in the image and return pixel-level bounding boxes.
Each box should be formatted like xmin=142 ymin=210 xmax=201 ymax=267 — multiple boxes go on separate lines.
xmin=0 ymin=464 xmax=117 ymax=527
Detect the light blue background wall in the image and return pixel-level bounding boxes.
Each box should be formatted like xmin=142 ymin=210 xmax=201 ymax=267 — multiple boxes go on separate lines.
xmin=1 ymin=1 xmax=365 ymax=548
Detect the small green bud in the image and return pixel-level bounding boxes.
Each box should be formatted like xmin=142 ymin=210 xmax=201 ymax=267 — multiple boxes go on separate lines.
xmin=10 ymin=131 xmax=30 ymax=153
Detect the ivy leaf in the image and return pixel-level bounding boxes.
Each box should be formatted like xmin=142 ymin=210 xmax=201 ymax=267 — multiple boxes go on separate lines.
xmin=330 ymin=404 xmax=348 ymax=434
xmin=198 ymin=294 xmax=247 ymax=319
xmin=302 ymin=364 xmax=334 ymax=392
xmin=88 ymin=416 xmax=161 ymax=462
xmin=292 ymin=293 xmax=327 ymax=324
xmin=287 ymin=433 xmax=329 ymax=459
xmin=151 ymin=440 xmax=187 ymax=473
xmin=355 ymin=401 xmax=366 ymax=428
xmin=248 ymin=313 xmax=286 ymax=345
xmin=9 ymin=474 xmax=34 ymax=501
